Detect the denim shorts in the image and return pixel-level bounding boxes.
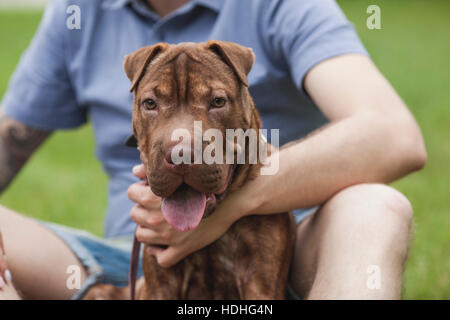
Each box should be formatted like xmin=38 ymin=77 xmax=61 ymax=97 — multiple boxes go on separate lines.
xmin=41 ymin=207 xmax=318 ymax=300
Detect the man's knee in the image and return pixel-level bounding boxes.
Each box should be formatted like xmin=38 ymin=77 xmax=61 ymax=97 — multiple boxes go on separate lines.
xmin=319 ymin=183 xmax=414 ymax=255
xmin=325 ymin=183 xmax=413 ymax=226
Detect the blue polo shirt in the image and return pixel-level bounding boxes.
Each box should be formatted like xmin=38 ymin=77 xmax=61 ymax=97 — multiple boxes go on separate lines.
xmin=1 ymin=0 xmax=367 ymax=237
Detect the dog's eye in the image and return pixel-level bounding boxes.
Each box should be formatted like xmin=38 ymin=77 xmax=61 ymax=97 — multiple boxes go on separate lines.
xmin=210 ymin=97 xmax=226 ymax=108
xmin=142 ymin=99 xmax=157 ymax=110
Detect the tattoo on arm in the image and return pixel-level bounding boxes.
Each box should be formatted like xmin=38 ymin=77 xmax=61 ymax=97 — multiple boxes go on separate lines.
xmin=0 ymin=111 xmax=52 ymax=193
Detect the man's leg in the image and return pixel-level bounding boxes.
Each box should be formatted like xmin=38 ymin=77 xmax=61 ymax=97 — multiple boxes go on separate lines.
xmin=0 ymin=205 xmax=88 ymax=299
xmin=290 ymin=183 xmax=413 ymax=299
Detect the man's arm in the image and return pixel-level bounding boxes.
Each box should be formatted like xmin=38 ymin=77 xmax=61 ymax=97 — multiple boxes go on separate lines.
xmin=0 ymin=110 xmax=51 ymax=193
xmin=241 ymin=54 xmax=427 ymax=215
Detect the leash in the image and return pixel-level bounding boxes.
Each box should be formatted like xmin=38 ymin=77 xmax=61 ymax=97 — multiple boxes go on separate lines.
xmin=125 ymin=135 xmax=142 ymax=300
xmin=129 ymin=227 xmax=141 ymax=300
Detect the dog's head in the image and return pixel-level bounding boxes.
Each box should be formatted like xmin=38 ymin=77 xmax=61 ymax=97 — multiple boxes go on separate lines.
xmin=124 ymin=41 xmax=263 ymax=232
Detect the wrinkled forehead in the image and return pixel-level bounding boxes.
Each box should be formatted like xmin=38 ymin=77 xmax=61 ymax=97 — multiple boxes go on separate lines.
xmin=136 ymin=44 xmax=239 ymax=97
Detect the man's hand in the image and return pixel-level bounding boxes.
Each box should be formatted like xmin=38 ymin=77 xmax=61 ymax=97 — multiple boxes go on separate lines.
xmin=128 ymin=164 xmax=244 ymax=267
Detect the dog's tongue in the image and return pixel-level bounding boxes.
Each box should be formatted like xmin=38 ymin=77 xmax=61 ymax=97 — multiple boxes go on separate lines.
xmin=161 ymin=184 xmax=207 ymax=232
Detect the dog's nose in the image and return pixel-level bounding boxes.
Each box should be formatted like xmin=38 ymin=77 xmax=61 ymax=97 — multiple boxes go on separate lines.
xmin=164 ymin=145 xmax=195 ymax=167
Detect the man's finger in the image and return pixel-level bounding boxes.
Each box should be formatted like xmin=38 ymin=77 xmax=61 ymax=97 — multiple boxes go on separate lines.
xmin=155 ymin=247 xmax=180 ymax=268
xmin=130 ymin=205 xmax=164 ymax=228
xmin=146 ymin=245 xmax=165 ymax=257
xmin=132 ymin=164 xmax=147 ymax=180
xmin=0 ymin=231 xmax=9 ymax=285
xmin=135 ymin=226 xmax=169 ymax=245
xmin=128 ymin=182 xmax=161 ymax=208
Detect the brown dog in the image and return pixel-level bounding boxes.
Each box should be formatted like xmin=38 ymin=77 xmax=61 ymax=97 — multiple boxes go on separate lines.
xmin=85 ymin=41 xmax=295 ymax=300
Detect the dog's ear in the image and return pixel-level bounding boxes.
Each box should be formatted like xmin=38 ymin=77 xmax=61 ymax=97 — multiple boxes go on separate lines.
xmin=205 ymin=41 xmax=254 ymax=87
xmin=125 ymin=134 xmax=138 ymax=148
xmin=124 ymin=43 xmax=169 ymax=92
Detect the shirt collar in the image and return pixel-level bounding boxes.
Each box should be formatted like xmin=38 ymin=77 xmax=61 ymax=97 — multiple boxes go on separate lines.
xmin=102 ymin=0 xmax=223 ymax=13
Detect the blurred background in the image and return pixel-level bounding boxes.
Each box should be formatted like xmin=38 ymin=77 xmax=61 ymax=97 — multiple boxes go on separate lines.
xmin=0 ymin=0 xmax=449 ymax=299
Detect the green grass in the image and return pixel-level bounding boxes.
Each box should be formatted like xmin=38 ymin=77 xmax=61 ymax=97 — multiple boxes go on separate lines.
xmin=0 ymin=0 xmax=449 ymax=299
